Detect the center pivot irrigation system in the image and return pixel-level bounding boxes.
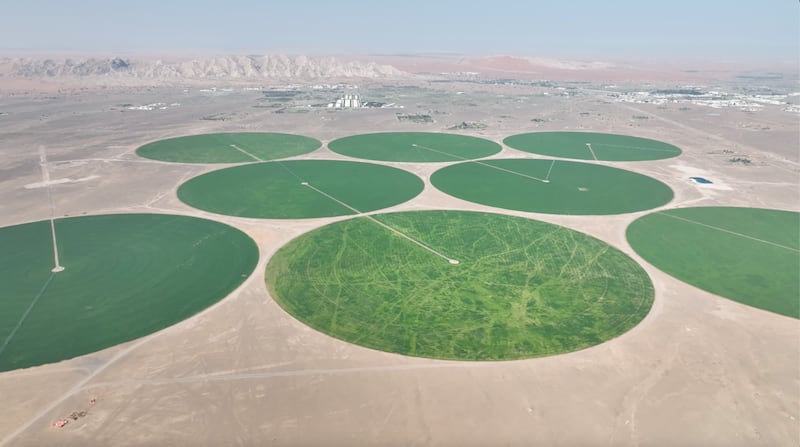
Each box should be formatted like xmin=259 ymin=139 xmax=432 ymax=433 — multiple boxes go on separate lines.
xmin=40 ymin=146 xmax=64 ymax=274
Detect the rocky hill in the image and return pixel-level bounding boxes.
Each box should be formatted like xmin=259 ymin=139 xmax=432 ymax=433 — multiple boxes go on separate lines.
xmin=0 ymin=55 xmax=409 ymax=80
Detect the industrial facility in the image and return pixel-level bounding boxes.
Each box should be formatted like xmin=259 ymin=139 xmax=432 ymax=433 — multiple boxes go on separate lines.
xmin=328 ymin=94 xmax=361 ymax=108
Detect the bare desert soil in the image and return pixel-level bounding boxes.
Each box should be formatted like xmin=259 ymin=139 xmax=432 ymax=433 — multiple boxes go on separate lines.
xmin=0 ymin=77 xmax=797 ymax=446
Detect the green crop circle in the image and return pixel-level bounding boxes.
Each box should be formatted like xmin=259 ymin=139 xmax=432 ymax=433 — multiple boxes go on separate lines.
xmin=136 ymin=132 xmax=322 ymax=163
xmin=328 ymin=132 xmax=501 ymax=162
xmin=0 ymin=214 xmax=258 ymax=371
xmin=178 ymin=160 xmax=424 ymax=219
xmin=431 ymin=158 xmax=673 ymax=215
xmin=267 ymin=210 xmax=654 ymax=360
xmin=504 ymin=132 xmax=681 ymax=161
xmin=627 ymin=207 xmax=799 ymax=318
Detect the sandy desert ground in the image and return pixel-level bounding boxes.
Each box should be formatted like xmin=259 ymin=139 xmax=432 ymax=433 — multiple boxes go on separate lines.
xmin=0 ymin=75 xmax=798 ymax=446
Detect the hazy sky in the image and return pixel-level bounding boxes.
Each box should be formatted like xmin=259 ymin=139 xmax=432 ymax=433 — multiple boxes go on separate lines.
xmin=1 ymin=0 xmax=797 ymax=62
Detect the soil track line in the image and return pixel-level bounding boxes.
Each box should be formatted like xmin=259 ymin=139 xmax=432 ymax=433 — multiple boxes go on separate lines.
xmin=618 ymin=102 xmax=799 ymax=173
xmin=0 ymin=335 xmax=152 ymax=447
xmin=84 ymin=362 xmax=478 ymax=389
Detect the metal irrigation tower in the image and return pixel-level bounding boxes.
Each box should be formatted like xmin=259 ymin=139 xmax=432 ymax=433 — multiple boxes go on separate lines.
xmin=39 ymin=146 xmax=64 ymax=273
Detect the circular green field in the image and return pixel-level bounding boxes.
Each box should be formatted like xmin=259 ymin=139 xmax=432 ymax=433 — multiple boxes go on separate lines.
xmin=430 ymin=159 xmax=673 ymax=215
xmin=136 ymin=132 xmax=322 ymax=163
xmin=328 ymin=132 xmax=502 ymax=162
xmin=503 ymin=132 xmax=681 ymax=161
xmin=627 ymin=207 xmax=800 ymax=318
xmin=178 ymin=160 xmax=424 ymax=219
xmin=267 ymin=210 xmax=654 ymax=360
xmin=0 ymin=214 xmax=258 ymax=372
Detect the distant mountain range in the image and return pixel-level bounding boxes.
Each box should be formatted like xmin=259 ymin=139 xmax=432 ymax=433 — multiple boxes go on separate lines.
xmin=0 ymin=54 xmax=790 ymax=85
xmin=0 ymin=55 xmax=409 ymax=80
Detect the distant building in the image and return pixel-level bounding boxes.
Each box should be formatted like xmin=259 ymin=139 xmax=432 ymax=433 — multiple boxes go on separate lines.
xmin=328 ymin=94 xmax=361 ymax=108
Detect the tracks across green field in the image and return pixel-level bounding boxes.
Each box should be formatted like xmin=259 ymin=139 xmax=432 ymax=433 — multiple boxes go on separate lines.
xmin=267 ymin=210 xmax=654 ymax=360
xmin=0 ymin=214 xmax=258 ymax=371
xmin=627 ymin=207 xmax=800 ymax=318
xmin=431 ymin=158 xmax=673 ymax=215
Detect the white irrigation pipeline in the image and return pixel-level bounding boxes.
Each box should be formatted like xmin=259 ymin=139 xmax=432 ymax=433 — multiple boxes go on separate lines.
xmin=39 ymin=146 xmax=64 ymax=273
xmin=593 ymin=143 xmax=677 ymax=153
xmin=545 ymin=159 xmax=556 ymax=181
xmin=301 ymin=182 xmax=460 ymax=265
xmin=410 ymin=143 xmax=468 ymax=162
xmin=471 ymin=161 xmax=550 ymax=183
xmin=585 ymin=143 xmax=599 ymax=161
xmin=411 ymin=143 xmax=550 ymax=184
xmin=657 ymin=212 xmax=800 ymax=253
xmin=229 ymin=144 xmax=262 ymax=162
xmin=275 ymin=161 xmax=304 ymax=182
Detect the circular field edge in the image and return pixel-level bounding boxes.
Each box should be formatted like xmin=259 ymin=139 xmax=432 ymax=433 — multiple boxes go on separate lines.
xmin=430 ymin=158 xmax=674 ymax=215
xmin=136 ymin=132 xmax=322 ymax=164
xmin=627 ymin=206 xmax=800 ymax=318
xmin=328 ymin=131 xmax=502 ymax=162
xmin=503 ymin=131 xmax=682 ymax=161
xmin=177 ymin=159 xmax=425 ymax=219
xmin=265 ymin=210 xmax=654 ymax=361
xmin=0 ymin=213 xmax=259 ymax=371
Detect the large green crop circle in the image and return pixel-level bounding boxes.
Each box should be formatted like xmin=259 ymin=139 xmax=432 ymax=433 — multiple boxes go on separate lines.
xmin=503 ymin=132 xmax=681 ymax=161
xmin=431 ymin=159 xmax=673 ymax=215
xmin=136 ymin=132 xmax=322 ymax=163
xmin=627 ymin=207 xmax=799 ymax=318
xmin=267 ymin=210 xmax=654 ymax=360
xmin=178 ymin=160 xmax=424 ymax=219
xmin=0 ymin=214 xmax=258 ymax=372
xmin=328 ymin=132 xmax=501 ymax=162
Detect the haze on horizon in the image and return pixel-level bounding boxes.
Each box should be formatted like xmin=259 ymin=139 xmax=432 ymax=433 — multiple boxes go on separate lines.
xmin=1 ymin=0 xmax=798 ymax=64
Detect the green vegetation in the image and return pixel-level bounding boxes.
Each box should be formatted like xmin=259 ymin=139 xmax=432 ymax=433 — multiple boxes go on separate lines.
xmin=328 ymin=132 xmax=501 ymax=162
xmin=396 ymin=114 xmax=434 ymax=123
xmin=0 ymin=214 xmax=258 ymax=371
xmin=503 ymin=132 xmax=681 ymax=161
xmin=267 ymin=211 xmax=654 ymax=360
xmin=136 ymin=132 xmax=321 ymax=163
xmin=430 ymin=159 xmax=673 ymax=215
xmin=178 ymin=160 xmax=424 ymax=219
xmin=627 ymin=207 xmax=800 ymax=318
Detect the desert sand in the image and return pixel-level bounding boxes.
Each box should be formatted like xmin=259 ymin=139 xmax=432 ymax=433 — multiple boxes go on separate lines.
xmin=0 ymin=67 xmax=797 ymax=446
